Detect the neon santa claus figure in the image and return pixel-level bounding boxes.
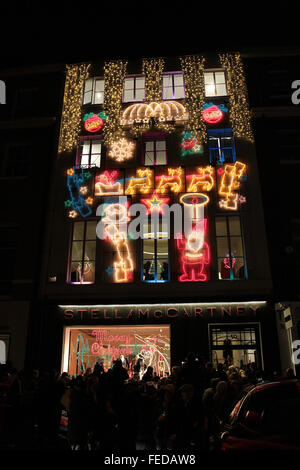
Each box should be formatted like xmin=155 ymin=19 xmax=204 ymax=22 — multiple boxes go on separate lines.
xmin=177 ymin=217 xmax=210 ymax=282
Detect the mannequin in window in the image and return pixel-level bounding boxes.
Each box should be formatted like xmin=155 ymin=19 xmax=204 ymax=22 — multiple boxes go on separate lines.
xmin=221 ymin=253 xmax=236 ymax=279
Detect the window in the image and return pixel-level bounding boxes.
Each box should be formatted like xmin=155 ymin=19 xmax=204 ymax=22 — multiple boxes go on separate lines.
xmin=142 ymin=218 xmax=169 ymax=282
xmin=215 ymin=215 xmax=247 ymax=280
xmin=69 ymin=221 xmax=97 ymax=284
xmin=77 ymin=139 xmax=102 ymax=168
xmin=3 ymin=143 xmax=32 ymax=177
xmin=208 ymin=129 xmax=236 ymax=165
xmin=0 ymin=335 xmax=10 ymax=364
xmin=204 ymin=70 xmax=227 ymax=97
xmin=162 ymin=73 xmax=185 ymax=100
xmin=83 ymin=78 xmax=105 ymax=105
xmin=144 ymin=137 xmax=167 ymax=165
xmin=123 ymin=76 xmax=145 ymax=102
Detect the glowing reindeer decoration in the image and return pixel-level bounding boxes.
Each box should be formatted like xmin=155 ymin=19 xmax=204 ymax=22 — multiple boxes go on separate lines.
xmin=187 ymin=166 xmax=215 ymax=193
xmin=125 ymin=168 xmax=154 ymax=195
xmin=156 ymin=167 xmax=184 ymax=194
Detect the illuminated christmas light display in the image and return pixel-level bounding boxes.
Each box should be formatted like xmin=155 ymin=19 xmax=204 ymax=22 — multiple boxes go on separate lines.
xmin=142 ymin=57 xmax=165 ymax=102
xmin=107 ymin=138 xmax=135 ymax=162
xmin=121 ymin=101 xmax=188 ymax=126
xmin=83 ymin=112 xmax=107 ymax=133
xmin=141 ymin=192 xmax=170 ymax=214
xmin=125 ymin=168 xmax=153 ymax=195
xmin=180 ymin=132 xmax=203 ymax=157
xmin=187 ymin=166 xmax=215 ymax=192
xmin=202 ymin=103 xmax=228 ymax=124
xmin=95 ymin=170 xmax=123 ymax=196
xmin=102 ymin=203 xmax=134 ymax=283
xmin=58 ymin=63 xmax=91 ymax=153
xmin=180 ymin=55 xmax=207 ymax=145
xmin=103 ymin=60 xmax=128 ymax=146
xmin=218 ymin=161 xmax=246 ymax=210
xmin=219 ymin=53 xmax=254 ymax=143
xmin=156 ymin=167 xmax=184 ymax=193
xmin=66 ymin=167 xmax=93 ymax=218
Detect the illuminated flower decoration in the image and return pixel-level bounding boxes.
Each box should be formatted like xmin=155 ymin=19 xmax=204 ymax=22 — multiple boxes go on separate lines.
xmin=80 ymin=186 xmax=88 ymax=195
xmin=67 ymin=168 xmax=74 ymax=176
xmin=84 ymin=171 xmax=92 ymax=180
xmin=180 ymin=132 xmax=203 ymax=157
xmin=202 ymin=103 xmax=228 ymax=124
xmin=85 ymin=197 xmax=93 ymax=205
xmin=108 ymin=138 xmax=135 ymax=162
xmin=83 ymin=112 xmax=108 ymax=133
xmin=64 ymin=199 xmax=73 ymax=208
xmin=239 ymin=195 xmax=246 ymax=204
xmin=68 ymin=210 xmax=78 ymax=218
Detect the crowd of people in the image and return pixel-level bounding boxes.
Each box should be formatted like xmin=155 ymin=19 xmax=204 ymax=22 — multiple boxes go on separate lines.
xmin=0 ymin=355 xmax=296 ymax=451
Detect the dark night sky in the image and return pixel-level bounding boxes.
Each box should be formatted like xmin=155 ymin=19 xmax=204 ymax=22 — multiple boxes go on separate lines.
xmin=1 ymin=13 xmax=299 ymax=69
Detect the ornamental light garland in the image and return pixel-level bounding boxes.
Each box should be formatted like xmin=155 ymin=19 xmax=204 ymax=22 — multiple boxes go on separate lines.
xmin=180 ymin=55 xmax=207 ymax=145
xmin=58 ymin=63 xmax=91 ymax=153
xmin=103 ymin=60 xmax=128 ymax=146
xmin=218 ymin=53 xmax=254 ymax=143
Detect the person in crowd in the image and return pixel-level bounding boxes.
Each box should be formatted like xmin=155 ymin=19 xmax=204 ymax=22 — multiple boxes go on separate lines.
xmin=142 ymin=366 xmax=154 ymax=382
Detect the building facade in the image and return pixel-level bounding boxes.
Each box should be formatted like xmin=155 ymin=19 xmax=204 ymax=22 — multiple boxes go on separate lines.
xmin=32 ymin=53 xmax=281 ymax=378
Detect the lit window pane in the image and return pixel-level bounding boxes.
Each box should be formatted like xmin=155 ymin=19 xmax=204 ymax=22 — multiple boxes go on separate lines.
xmin=95 ymin=79 xmax=104 ymax=91
xmin=82 ymin=260 xmax=95 ymax=282
xmin=230 ymin=237 xmax=244 ymax=257
xmin=124 ymin=89 xmax=134 ymax=102
xmin=215 ymin=217 xmax=227 ymax=236
xmin=156 ymin=151 xmax=167 ymax=165
xmin=163 ymin=88 xmax=173 ymax=99
xmin=174 ymin=86 xmax=185 ymax=99
xmin=229 ymin=217 xmax=241 ymax=236
xmin=234 ymin=258 xmax=246 ymax=279
xmin=204 ymin=72 xmax=214 ymax=84
xmin=124 ymin=78 xmax=134 ymax=90
xmin=205 ymin=84 xmax=215 ymax=96
xmin=215 ymin=72 xmax=225 ymax=84
xmin=82 ymin=141 xmax=90 ymax=154
xmin=86 ymin=221 xmax=97 ymax=240
xmin=71 ymin=241 xmax=83 ymax=260
xmin=90 ymin=154 xmax=101 ymax=167
xmin=145 ymin=152 xmax=155 ymax=165
xmin=84 ymin=78 xmax=93 ymax=92
xmin=80 ymin=153 xmax=90 ymax=166
xmin=83 ymin=91 xmax=92 ymax=104
xmin=135 ymin=89 xmax=145 ymax=101
xmin=135 ymin=77 xmax=145 ymax=87
xmin=156 ymin=140 xmax=166 ymax=150
xmin=84 ymin=241 xmax=96 ymax=261
xmin=91 ymin=142 xmax=101 ymax=154
xmin=145 ymin=142 xmax=154 ymax=151
xmin=216 ymin=84 xmax=227 ymax=96
xmin=163 ymin=75 xmax=172 ymax=87
xmin=73 ymin=222 xmax=84 ymax=241
xmin=217 ymin=238 xmax=229 ymax=257
xmin=157 ymin=259 xmax=168 ymax=281
xmin=174 ymin=74 xmax=184 ymax=86
xmin=94 ymin=91 xmax=104 ymax=104
xmin=70 ymin=262 xmax=81 ymax=282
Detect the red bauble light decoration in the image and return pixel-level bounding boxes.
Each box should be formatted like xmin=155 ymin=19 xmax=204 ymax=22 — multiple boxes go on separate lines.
xmin=202 ymin=105 xmax=224 ymax=124
xmin=84 ymin=114 xmax=104 ymax=133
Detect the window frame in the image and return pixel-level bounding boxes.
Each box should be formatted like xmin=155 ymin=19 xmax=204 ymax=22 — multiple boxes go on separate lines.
xmin=208 ymin=129 xmax=236 ymax=165
xmin=215 ymin=215 xmax=248 ymax=280
xmin=142 ymin=133 xmax=168 ymax=166
xmin=83 ymin=77 xmax=105 ymax=105
xmin=76 ymin=136 xmax=102 ymax=168
xmin=162 ymin=72 xmax=185 ymax=100
xmin=142 ymin=217 xmax=170 ymax=283
xmin=68 ymin=220 xmax=97 ymax=285
xmin=204 ymin=69 xmax=227 ymax=97
xmin=122 ymin=75 xmax=146 ymax=103
xmin=0 ymin=334 xmax=10 ymax=365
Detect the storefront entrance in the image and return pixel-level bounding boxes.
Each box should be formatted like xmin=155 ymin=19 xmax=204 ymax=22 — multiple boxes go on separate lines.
xmin=209 ymin=323 xmax=263 ymax=369
xmin=62 ymin=325 xmax=171 ymax=378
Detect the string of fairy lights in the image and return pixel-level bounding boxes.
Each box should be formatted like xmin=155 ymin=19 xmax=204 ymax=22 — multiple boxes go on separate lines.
xmin=102 ymin=60 xmax=128 ymax=146
xmin=218 ymin=53 xmax=254 ymax=143
xmin=180 ymin=55 xmax=207 ymax=145
xmin=58 ymin=63 xmax=90 ymax=153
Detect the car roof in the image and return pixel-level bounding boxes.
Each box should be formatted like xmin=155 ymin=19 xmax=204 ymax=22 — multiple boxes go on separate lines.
xmin=251 ymin=379 xmax=300 ymax=394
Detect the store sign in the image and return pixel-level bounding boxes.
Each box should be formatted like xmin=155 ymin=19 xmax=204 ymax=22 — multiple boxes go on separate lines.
xmin=61 ymin=302 xmax=265 ymax=321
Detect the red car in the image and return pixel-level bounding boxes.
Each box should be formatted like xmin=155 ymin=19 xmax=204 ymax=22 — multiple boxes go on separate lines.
xmin=220 ymin=379 xmax=300 ymax=450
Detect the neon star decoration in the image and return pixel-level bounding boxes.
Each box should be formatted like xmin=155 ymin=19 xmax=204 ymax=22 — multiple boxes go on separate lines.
xmin=187 ymin=166 xmax=215 ymax=192
xmin=125 ymin=168 xmax=153 ymax=195
xmin=102 ymin=203 xmax=134 ymax=283
xmin=218 ymin=161 xmax=246 ymax=210
xmin=108 ymin=138 xmax=135 ymax=162
xmin=141 ymin=192 xmax=170 ymax=214
xmin=95 ymin=170 xmax=123 ymax=196
xmin=156 ymin=167 xmax=184 ymax=194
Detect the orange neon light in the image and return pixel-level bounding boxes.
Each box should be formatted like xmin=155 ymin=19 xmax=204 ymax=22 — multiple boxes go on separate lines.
xmin=141 ymin=192 xmax=170 ymax=214
xmin=187 ymin=166 xmax=215 ymax=192
xmin=218 ymin=161 xmax=246 ymax=210
xmin=102 ymin=203 xmax=134 ymax=283
xmin=156 ymin=167 xmax=184 ymax=194
xmin=125 ymin=168 xmax=154 ymax=195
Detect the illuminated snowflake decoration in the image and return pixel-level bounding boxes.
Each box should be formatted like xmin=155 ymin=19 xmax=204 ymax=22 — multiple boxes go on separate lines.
xmin=80 ymin=186 xmax=88 ymax=195
xmin=108 ymin=138 xmax=135 ymax=162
